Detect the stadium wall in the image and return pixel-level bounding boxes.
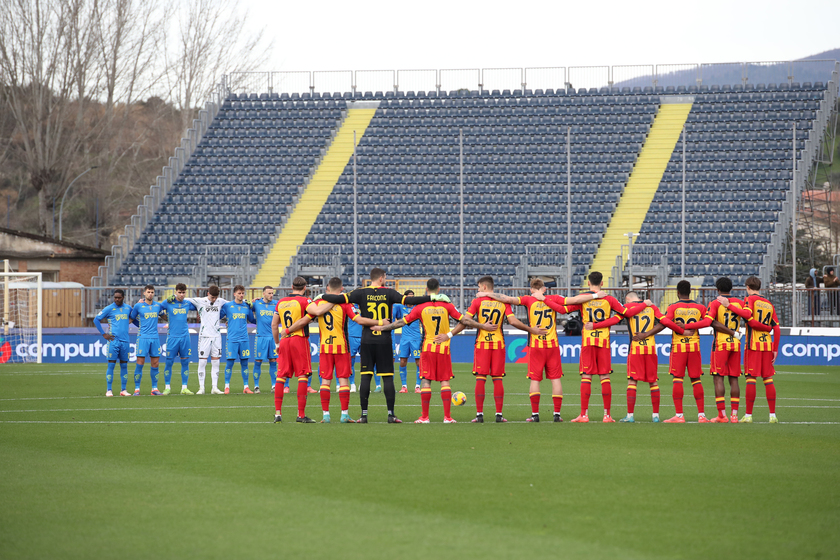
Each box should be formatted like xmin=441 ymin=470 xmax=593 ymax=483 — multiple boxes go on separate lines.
xmin=9 ymin=331 xmax=840 ymax=366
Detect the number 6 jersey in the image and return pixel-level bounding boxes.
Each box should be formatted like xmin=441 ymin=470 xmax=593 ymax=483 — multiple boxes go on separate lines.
xmin=275 ymin=295 xmax=313 ymax=338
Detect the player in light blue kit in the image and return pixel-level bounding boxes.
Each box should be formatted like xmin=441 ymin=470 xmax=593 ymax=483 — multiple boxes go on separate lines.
xmin=393 ymin=289 xmax=422 ymax=393
xmin=220 ymin=284 xmax=256 ymax=394
xmin=251 ymin=285 xmax=278 ymax=393
xmin=159 ymin=282 xmax=196 ymax=395
xmin=347 ymin=303 xmax=363 ymax=393
xmin=129 ymin=285 xmax=166 ymax=395
xmin=94 ymin=289 xmax=138 ymax=396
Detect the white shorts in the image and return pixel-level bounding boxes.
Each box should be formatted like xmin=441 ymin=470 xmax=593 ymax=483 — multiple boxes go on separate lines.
xmin=198 ymin=336 xmax=222 ymax=359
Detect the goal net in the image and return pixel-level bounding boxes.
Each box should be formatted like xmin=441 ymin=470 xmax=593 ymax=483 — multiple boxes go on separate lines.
xmin=0 ymin=273 xmax=43 ymax=363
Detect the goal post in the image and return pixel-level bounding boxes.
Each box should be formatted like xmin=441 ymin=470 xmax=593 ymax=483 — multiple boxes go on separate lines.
xmin=0 ymin=271 xmax=43 ymax=364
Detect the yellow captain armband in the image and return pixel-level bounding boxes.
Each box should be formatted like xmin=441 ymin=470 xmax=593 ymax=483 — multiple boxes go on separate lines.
xmin=378 ymin=319 xmax=383 ymax=326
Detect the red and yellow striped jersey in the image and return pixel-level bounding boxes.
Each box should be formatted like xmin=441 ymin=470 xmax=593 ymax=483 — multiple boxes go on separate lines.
xmin=275 ymin=295 xmax=313 ymax=338
xmin=745 ymin=295 xmax=778 ymax=351
xmin=627 ymin=305 xmax=664 ymax=355
xmin=466 ymin=297 xmax=515 ymax=350
xmin=516 ymin=295 xmax=572 ymax=348
xmin=666 ymin=300 xmax=706 ymax=353
xmin=580 ymin=295 xmax=626 ymax=348
xmin=705 ymin=297 xmax=746 ymax=352
xmin=314 ymin=298 xmax=356 ymax=354
xmin=404 ymin=301 xmax=463 ymax=354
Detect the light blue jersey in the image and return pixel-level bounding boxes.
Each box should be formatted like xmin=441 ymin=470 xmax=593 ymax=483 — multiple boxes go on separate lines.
xmin=160 ymin=299 xmax=195 ymax=338
xmin=221 ymin=301 xmax=255 ymax=342
xmin=393 ymin=304 xmax=422 ymax=341
xmin=94 ymin=303 xmax=134 ymax=342
xmin=252 ymin=299 xmax=276 ymax=338
xmin=130 ymin=301 xmax=165 ymax=338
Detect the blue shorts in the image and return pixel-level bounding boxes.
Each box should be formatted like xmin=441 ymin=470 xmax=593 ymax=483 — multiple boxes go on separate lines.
xmin=107 ymin=339 xmax=129 ymax=362
xmin=166 ymin=335 xmax=191 ymax=359
xmin=226 ymin=339 xmax=250 ymax=360
xmin=255 ymin=336 xmax=277 ymax=361
xmin=136 ymin=336 xmax=161 ymax=358
xmin=399 ymin=337 xmax=422 ymax=360
xmin=349 ymin=337 xmax=361 ymax=358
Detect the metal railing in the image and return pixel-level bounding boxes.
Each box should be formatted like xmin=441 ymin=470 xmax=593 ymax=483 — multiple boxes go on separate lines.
xmin=226 ymin=59 xmax=838 ymax=95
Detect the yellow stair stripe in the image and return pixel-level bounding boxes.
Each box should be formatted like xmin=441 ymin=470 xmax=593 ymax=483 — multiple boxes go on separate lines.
xmin=252 ymin=108 xmax=377 ymax=286
xmin=586 ymin=103 xmax=692 ymax=286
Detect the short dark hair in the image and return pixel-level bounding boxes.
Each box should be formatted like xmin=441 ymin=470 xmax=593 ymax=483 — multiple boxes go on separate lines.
xmin=404 ymin=289 xmax=415 ymax=296
xmin=233 ymin=284 xmax=245 ymax=293
xmin=208 ymin=285 xmax=220 ymax=297
xmin=292 ymin=276 xmax=307 ymax=289
xmin=144 ymin=284 xmax=155 ymax=292
xmin=715 ymin=277 xmax=733 ymax=294
xmin=327 ymin=277 xmax=343 ymax=291
xmin=175 ymin=283 xmax=187 ymax=291
xmin=746 ymin=276 xmax=761 ymax=291
xmin=113 ymin=289 xmax=125 ymax=297
xmin=370 ymin=268 xmax=386 ymax=280
xmin=530 ymin=278 xmax=544 ymax=290
xmin=263 ymin=285 xmax=274 ymax=292
xmin=426 ymin=278 xmax=440 ymax=292
xmin=477 ymin=276 xmax=494 ymax=289
xmin=588 ymin=271 xmax=603 ymax=286
xmin=676 ymin=280 xmax=692 ymax=297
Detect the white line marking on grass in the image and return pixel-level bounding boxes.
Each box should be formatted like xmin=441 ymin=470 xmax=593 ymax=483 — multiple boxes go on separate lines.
xmin=1 ymin=419 xmax=838 ymax=425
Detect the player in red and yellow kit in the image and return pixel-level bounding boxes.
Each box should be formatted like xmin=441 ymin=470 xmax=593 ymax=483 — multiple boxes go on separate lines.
xmin=453 ymin=276 xmax=545 ymax=423
xmin=303 ymin=277 xmax=384 ymax=424
xmin=740 ymin=276 xmax=781 ymax=423
xmin=590 ymin=292 xmax=664 ymax=423
xmin=374 ymin=278 xmax=493 ymax=423
xmin=271 ymin=276 xmax=315 ymax=423
xmin=479 ymin=278 xmax=602 ymax=422
xmin=559 ymin=271 xmax=637 ymax=423
xmin=703 ymin=277 xmax=753 ymax=423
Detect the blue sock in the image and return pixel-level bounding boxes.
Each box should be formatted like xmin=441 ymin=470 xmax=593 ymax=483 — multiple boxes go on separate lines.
xmin=106 ymin=362 xmax=115 ymax=391
xmin=180 ymin=358 xmax=190 ymax=387
xmin=399 ymin=365 xmax=407 ymax=386
xmin=150 ymin=366 xmax=159 ymax=389
xmin=375 ymin=373 xmax=381 ymax=388
xmin=269 ymin=361 xmax=277 ymax=386
xmin=416 ymin=366 xmax=421 ymax=387
xmin=134 ymin=363 xmax=144 ymax=391
xmin=240 ymin=358 xmax=249 ymax=387
xmin=120 ymin=363 xmax=128 ymax=391
xmin=308 ymin=376 xmax=312 ymax=388
xmin=164 ymin=356 xmax=174 ymax=385
xmin=285 ymin=378 xmax=290 ymax=388
xmin=350 ymin=372 xmax=355 ymax=385
xmin=254 ymin=361 xmax=262 ymax=387
xmin=225 ymin=359 xmax=234 ymax=385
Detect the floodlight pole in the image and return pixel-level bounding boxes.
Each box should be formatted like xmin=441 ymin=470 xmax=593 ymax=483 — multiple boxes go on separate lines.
xmin=625 ymin=232 xmax=639 ymax=289
xmin=681 ymin=128 xmax=686 ymax=279
xmin=59 ymin=166 xmax=97 ymax=241
xmin=791 ymin=123 xmax=797 ymax=327
xmin=459 ymin=129 xmax=464 ymax=310
xmin=566 ymin=127 xmax=572 ymax=295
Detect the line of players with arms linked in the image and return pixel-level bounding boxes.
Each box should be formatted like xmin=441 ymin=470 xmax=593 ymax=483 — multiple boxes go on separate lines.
xmin=93 ymin=267 xmax=781 ymax=424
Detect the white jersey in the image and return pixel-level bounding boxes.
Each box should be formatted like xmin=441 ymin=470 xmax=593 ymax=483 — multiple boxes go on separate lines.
xmin=186 ymin=297 xmax=228 ymax=338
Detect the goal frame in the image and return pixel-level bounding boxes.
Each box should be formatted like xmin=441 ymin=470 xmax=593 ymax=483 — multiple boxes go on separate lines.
xmin=1 ymin=271 xmax=43 ymax=364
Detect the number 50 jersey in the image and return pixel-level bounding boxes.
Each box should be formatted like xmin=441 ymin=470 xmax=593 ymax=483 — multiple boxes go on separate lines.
xmin=465 ymin=296 xmax=516 ymax=350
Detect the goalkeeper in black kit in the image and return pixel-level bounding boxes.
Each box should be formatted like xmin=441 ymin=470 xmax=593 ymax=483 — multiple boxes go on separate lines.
xmin=319 ymin=268 xmax=449 ymax=423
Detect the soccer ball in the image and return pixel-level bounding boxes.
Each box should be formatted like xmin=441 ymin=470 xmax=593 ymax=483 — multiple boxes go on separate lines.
xmin=451 ymin=391 xmax=467 ymax=406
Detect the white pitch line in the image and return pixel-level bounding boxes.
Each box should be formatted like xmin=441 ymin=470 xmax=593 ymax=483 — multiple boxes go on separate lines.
xmin=1 ymin=419 xmax=838 ymax=425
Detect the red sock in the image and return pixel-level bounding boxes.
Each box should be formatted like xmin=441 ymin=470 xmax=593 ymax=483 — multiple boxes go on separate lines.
xmin=338 ymin=385 xmax=350 ymax=412
xmin=421 ymin=387 xmax=432 ymax=418
xmin=627 ymin=385 xmax=637 ymax=415
xmin=492 ymin=377 xmax=504 ymax=414
xmin=441 ymin=387 xmax=452 ymax=418
xmin=764 ymin=378 xmax=776 ymax=414
xmin=746 ymin=378 xmax=756 ymax=414
xmin=730 ymin=396 xmax=739 ymax=415
xmin=320 ymin=383 xmax=331 ymax=413
xmin=651 ymin=385 xmax=660 ymax=414
xmin=529 ymin=392 xmax=540 ymax=415
xmin=672 ymin=378 xmax=684 ymax=414
xmin=580 ymin=379 xmax=592 ymax=415
xmin=297 ymin=378 xmax=308 ymax=418
xmin=691 ymin=378 xmax=704 ymax=414
xmin=601 ymin=378 xmax=612 ymax=416
xmin=475 ymin=376 xmax=486 ymax=414
xmin=715 ymin=396 xmax=726 ymax=416
xmin=552 ymin=394 xmax=563 ymax=414
xmin=274 ymin=379 xmax=285 ymax=413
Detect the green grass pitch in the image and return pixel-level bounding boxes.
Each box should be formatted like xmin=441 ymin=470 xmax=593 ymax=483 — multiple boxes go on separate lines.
xmin=1 ymin=362 xmax=838 ymax=560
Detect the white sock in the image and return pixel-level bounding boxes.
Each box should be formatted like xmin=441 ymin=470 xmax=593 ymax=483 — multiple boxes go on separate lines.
xmin=652 ymin=413 xmax=659 ymax=418
xmin=165 ymin=384 xmax=171 ymax=390
xmin=627 ymin=413 xmax=634 ymax=419
xmin=198 ymin=359 xmax=207 ymax=386
xmin=676 ymin=413 xmax=684 ymax=418
xmin=211 ymin=360 xmax=220 ymax=386
xmin=699 ymin=412 xmax=706 ymax=418
xmin=225 ymin=383 xmax=230 ymax=388
xmin=182 ymin=384 xmax=187 ymax=389
xmin=769 ymin=413 xmax=776 ymax=418
xmin=342 ymin=409 xmax=348 ymax=415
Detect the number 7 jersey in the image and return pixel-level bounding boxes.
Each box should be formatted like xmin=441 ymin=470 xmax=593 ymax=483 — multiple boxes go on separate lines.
xmin=404 ymin=302 xmax=463 ymax=354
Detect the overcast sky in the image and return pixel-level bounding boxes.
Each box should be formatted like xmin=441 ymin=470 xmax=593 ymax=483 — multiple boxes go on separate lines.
xmin=242 ymin=0 xmax=839 ymax=73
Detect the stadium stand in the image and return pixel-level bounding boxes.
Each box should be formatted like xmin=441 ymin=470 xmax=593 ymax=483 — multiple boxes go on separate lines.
xmin=104 ymin=77 xmax=836 ymax=292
